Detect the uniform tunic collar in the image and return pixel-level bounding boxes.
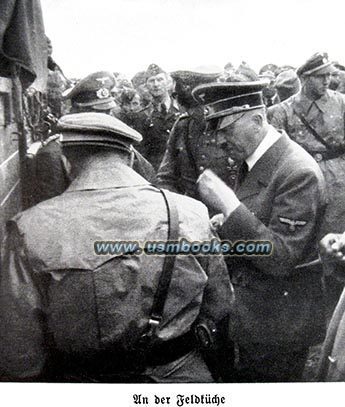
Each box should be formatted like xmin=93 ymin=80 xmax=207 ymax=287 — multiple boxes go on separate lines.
xmin=294 ymin=88 xmax=331 ymax=114
xmin=66 ymin=159 xmax=149 ymax=192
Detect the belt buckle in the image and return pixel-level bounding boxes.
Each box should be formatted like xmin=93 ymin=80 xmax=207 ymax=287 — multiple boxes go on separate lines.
xmin=314 ymin=152 xmax=323 ymax=162
xmin=138 ymin=317 xmax=160 ymax=349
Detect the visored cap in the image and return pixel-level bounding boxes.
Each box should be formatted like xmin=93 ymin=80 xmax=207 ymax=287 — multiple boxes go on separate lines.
xmin=62 ymin=71 xmax=116 ymax=111
xmin=58 ymin=112 xmax=142 ymax=151
xmin=192 ymin=80 xmax=268 ymax=121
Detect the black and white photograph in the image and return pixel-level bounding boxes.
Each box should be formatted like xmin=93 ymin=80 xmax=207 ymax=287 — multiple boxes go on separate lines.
xmin=0 ymin=0 xmax=345 ymax=405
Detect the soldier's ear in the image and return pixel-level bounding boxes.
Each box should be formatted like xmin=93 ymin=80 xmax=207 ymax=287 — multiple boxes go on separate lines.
xmin=252 ymin=113 xmax=264 ymax=127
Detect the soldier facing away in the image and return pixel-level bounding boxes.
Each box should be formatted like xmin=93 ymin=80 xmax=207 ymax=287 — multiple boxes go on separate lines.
xmin=0 ymin=112 xmax=233 ymax=382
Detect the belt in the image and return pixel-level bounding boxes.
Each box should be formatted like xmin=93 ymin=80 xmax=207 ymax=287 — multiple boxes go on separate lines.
xmin=310 ymin=149 xmax=345 ymax=162
xmin=48 ymin=331 xmax=196 ymax=381
xmin=146 ymin=330 xmax=196 ymax=366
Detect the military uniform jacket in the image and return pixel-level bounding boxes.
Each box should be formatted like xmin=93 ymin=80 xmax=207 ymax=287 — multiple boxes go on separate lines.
xmin=0 ymin=161 xmax=232 ymax=380
xmin=139 ymin=98 xmax=180 ymax=170
xmin=157 ymin=110 xmax=239 ymax=199
xmin=219 ymin=129 xmax=327 ymax=346
xmin=267 ymin=89 xmax=345 ymax=155
xmin=267 ymin=89 xmax=345 ymax=234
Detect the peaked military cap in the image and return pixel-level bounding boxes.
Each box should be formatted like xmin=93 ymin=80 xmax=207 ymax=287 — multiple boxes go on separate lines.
xmin=58 ymin=112 xmax=142 ymax=151
xmin=192 ymin=80 xmax=268 ymax=121
xmin=170 ymin=67 xmax=221 ymax=88
xmin=220 ymin=62 xmax=259 ymax=83
xmin=62 ymin=71 xmax=116 ymax=111
xmin=275 ymin=69 xmax=301 ymax=101
xmin=236 ymin=62 xmax=259 ymax=81
xmin=275 ymin=69 xmax=300 ymax=90
xmin=259 ymin=63 xmax=278 ymax=76
xmin=131 ymin=71 xmax=146 ymax=88
xmin=145 ymin=63 xmax=166 ymax=81
xmin=297 ymin=52 xmax=336 ymax=76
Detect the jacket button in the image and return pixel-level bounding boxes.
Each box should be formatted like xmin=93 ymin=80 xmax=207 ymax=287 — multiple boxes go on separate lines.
xmin=314 ymin=153 xmax=323 ymax=162
xmin=199 ymin=166 xmax=205 ymax=172
xmin=283 ymin=291 xmax=289 ymax=296
xmin=201 ymin=154 xmax=207 ymax=160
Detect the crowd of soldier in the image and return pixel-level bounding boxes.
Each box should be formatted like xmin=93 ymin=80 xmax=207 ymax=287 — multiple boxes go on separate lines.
xmin=2 ymin=51 xmax=345 ymax=382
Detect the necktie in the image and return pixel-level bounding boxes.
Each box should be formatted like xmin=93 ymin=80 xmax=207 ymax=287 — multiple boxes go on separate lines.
xmin=238 ymin=161 xmax=248 ymax=186
xmin=160 ymin=103 xmax=167 ymax=116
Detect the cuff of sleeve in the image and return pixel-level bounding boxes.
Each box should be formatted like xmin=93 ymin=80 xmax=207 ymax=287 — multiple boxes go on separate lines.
xmin=220 ymin=203 xmax=260 ymax=241
xmin=223 ymin=197 xmax=241 ymax=219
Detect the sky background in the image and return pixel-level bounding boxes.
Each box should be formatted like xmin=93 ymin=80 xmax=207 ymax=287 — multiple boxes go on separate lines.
xmin=41 ymin=0 xmax=345 ymax=80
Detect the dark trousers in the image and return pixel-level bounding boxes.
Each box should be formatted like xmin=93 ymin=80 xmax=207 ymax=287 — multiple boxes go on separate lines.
xmin=233 ymin=342 xmax=309 ymax=383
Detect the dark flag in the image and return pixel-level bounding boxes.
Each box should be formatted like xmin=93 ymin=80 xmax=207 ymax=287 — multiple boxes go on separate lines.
xmin=0 ymin=0 xmax=47 ymax=91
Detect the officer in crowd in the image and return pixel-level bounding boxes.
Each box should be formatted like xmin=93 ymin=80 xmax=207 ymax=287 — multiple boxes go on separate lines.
xmin=268 ymin=53 xmax=345 ymax=236
xmin=156 ymin=65 xmax=264 ymax=200
xmin=139 ymin=64 xmax=180 ymax=170
xmin=156 ymin=68 xmax=229 ymax=199
xmin=0 ymin=112 xmax=233 ymax=382
xmin=63 ymin=70 xmax=156 ymax=181
xmin=267 ymin=52 xmax=345 ymax=314
xmin=194 ymin=80 xmax=327 ymax=382
xmin=33 ymin=71 xmax=156 ymax=205
xmin=62 ymin=70 xmax=117 ymax=113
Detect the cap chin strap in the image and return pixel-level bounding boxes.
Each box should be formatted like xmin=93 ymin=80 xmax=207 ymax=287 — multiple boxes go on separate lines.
xmin=302 ymin=62 xmax=332 ymax=76
xmin=129 ymin=146 xmax=135 ymax=168
xmin=214 ymin=105 xmax=265 ymax=130
xmin=216 ymin=112 xmax=246 ymax=132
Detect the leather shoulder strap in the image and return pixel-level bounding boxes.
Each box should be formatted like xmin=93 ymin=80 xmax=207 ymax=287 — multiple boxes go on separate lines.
xmin=292 ymin=106 xmax=333 ymax=150
xmin=149 ymin=189 xmax=179 ymax=326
